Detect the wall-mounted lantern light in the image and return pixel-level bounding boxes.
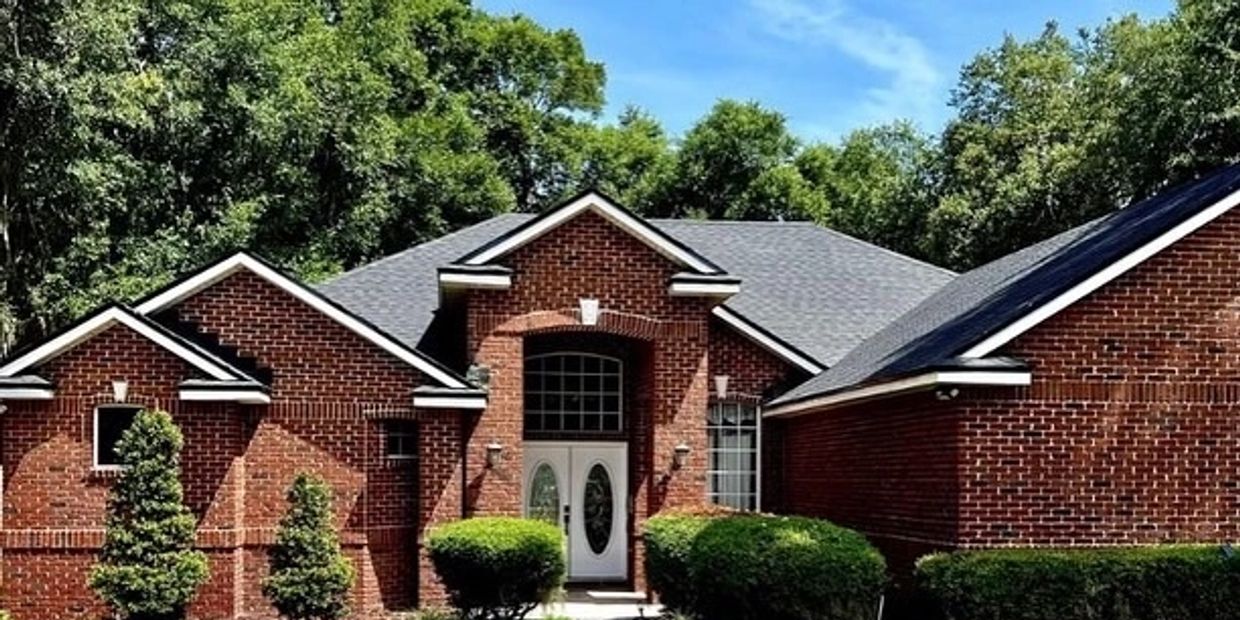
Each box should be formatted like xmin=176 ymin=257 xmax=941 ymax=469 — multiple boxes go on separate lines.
xmin=485 ymin=442 xmax=504 ymax=469
xmin=579 ymin=298 xmax=600 ymax=326
xmin=672 ymin=442 xmax=691 ymax=470
xmin=112 ymin=380 xmax=129 ymax=403
xmin=714 ymin=375 xmax=730 ymax=400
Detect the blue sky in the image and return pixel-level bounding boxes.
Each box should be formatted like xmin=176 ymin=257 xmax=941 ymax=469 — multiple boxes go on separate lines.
xmin=477 ymin=0 xmax=1172 ymax=141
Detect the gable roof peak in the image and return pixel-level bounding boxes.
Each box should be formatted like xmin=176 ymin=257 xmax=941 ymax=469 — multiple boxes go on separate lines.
xmin=453 ymin=190 xmax=726 ymax=275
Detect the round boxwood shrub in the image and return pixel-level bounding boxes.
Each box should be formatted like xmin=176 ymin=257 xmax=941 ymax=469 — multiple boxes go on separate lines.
xmin=684 ymin=514 xmax=886 ymax=620
xmin=644 ymin=506 xmax=737 ymax=614
xmin=426 ymin=517 xmax=565 ymax=620
xmin=917 ymin=545 xmax=1240 ymax=620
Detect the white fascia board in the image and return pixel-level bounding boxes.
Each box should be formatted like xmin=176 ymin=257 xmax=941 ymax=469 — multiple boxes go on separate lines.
xmin=179 ymin=389 xmax=272 ymax=405
xmin=438 ymin=272 xmax=512 ymax=290
xmin=0 ymin=307 xmax=237 ymax=380
xmin=711 ymin=306 xmax=825 ymax=375
xmin=0 ymin=388 xmax=56 ymax=400
xmin=134 ymin=254 xmax=467 ymax=388
xmin=764 ymin=369 xmax=1032 ymax=418
xmin=413 ymin=394 xmax=488 ymax=410
xmin=463 ymin=193 xmax=719 ymax=274
xmin=669 ymin=281 xmax=741 ymax=297
xmin=963 ymin=187 xmax=1240 ymax=358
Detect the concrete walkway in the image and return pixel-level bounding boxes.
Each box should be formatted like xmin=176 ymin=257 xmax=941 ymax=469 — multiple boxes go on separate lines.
xmin=529 ymin=589 xmax=663 ymax=620
xmin=529 ymin=601 xmax=663 ymax=619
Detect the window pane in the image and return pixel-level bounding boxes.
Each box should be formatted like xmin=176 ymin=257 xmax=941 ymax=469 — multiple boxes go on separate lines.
xmin=385 ymin=421 xmax=417 ymax=458
xmin=706 ymin=401 xmax=759 ymax=511
xmin=523 ymin=353 xmax=623 ymax=435
xmin=96 ymin=407 xmax=140 ymax=467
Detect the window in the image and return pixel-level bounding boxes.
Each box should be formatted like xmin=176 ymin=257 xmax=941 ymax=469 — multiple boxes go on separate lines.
xmin=524 ymin=353 xmax=622 ymax=433
xmin=384 ymin=420 xmax=417 ymax=459
xmin=94 ymin=405 xmax=141 ymax=469
xmin=707 ymin=401 xmax=760 ymax=510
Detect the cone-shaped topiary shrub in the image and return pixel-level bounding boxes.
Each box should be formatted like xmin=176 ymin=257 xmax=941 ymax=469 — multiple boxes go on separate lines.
xmin=263 ymin=473 xmax=356 ymax=620
xmin=89 ymin=409 xmax=210 ymax=620
xmin=427 ymin=517 xmax=565 ymax=620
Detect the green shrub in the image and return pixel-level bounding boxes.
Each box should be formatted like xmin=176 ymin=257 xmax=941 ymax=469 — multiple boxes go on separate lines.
xmin=89 ymin=409 xmax=210 ymax=620
xmin=917 ymin=545 xmax=1240 ymax=620
xmin=263 ymin=473 xmax=356 ymax=620
xmin=646 ymin=511 xmax=885 ymax=620
xmin=426 ymin=517 xmax=565 ymax=620
xmin=644 ymin=510 xmax=727 ymax=613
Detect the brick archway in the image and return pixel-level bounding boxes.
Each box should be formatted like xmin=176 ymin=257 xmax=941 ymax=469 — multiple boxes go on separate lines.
xmin=484 ymin=308 xmax=667 ymax=341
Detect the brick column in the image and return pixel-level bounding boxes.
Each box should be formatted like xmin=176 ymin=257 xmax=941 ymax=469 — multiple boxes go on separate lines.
xmin=417 ymin=413 xmax=466 ymax=606
xmin=465 ymin=332 xmax=524 ymax=516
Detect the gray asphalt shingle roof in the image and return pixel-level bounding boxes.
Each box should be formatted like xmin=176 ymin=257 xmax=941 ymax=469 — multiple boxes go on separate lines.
xmin=773 ymin=162 xmax=1240 ymax=405
xmin=318 ymin=214 xmax=954 ymax=371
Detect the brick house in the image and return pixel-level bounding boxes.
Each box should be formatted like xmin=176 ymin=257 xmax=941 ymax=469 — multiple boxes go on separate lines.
xmin=1 ymin=163 xmax=1239 ymax=618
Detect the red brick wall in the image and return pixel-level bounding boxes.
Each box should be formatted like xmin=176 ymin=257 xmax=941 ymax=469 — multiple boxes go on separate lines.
xmin=463 ymin=210 xmax=719 ymax=590
xmin=0 ymin=324 xmax=245 ymax=619
xmin=957 ymin=205 xmax=1240 ymax=547
xmin=775 ymin=392 xmax=962 ymax=572
xmin=779 ymin=204 xmax=1240 ymax=573
xmin=0 ymin=269 xmax=471 ymax=618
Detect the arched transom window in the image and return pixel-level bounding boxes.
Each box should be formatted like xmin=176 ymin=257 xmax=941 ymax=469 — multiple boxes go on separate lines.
xmin=524 ymin=352 xmax=622 ymax=433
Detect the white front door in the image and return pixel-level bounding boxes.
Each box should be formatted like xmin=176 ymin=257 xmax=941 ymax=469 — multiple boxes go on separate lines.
xmin=523 ymin=442 xmax=628 ymax=581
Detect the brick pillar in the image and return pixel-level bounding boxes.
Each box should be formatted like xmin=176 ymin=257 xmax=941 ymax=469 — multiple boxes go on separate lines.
xmin=417 ymin=413 xmax=466 ymax=606
xmin=639 ymin=322 xmax=709 ymax=592
xmin=465 ymin=333 xmax=524 ymax=516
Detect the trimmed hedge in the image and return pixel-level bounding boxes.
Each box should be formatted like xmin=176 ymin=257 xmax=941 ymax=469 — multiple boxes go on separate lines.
xmin=426 ymin=517 xmax=565 ymax=620
xmin=917 ymin=545 xmax=1240 ymax=620
xmin=645 ymin=511 xmax=886 ymax=620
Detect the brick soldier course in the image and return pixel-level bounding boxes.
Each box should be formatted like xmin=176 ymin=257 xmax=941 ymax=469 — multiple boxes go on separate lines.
xmin=2 ymin=168 xmax=1240 ymax=617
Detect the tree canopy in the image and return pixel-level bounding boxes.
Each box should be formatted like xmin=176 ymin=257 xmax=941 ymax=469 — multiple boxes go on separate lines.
xmin=3 ymin=0 xmax=1240 ymax=355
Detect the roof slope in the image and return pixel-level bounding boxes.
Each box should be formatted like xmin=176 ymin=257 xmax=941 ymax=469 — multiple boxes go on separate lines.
xmin=319 ymin=215 xmax=954 ymax=368
xmin=774 ymin=162 xmax=1240 ymax=405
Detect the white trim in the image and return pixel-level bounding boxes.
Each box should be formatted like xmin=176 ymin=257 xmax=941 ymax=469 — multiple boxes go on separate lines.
xmin=463 ymin=193 xmax=720 ymax=274
xmin=669 ymin=281 xmax=741 ymax=297
xmin=711 ymin=306 xmax=825 ymax=375
xmin=0 ymin=307 xmax=238 ymax=380
xmin=178 ymin=389 xmax=272 ymax=405
xmin=438 ymin=272 xmax=513 ymax=289
xmin=413 ymin=395 xmax=487 ymax=410
xmin=963 ymin=187 xmax=1240 ymax=358
xmin=0 ymin=388 xmax=55 ymax=400
xmin=764 ymin=369 xmax=1032 ymax=418
xmin=133 ymin=253 xmax=468 ymax=388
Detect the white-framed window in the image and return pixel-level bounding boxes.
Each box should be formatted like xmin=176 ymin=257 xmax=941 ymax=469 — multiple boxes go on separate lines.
xmin=524 ymin=352 xmax=623 ymax=433
xmin=384 ymin=420 xmax=417 ymax=459
xmin=94 ymin=405 xmax=142 ymax=470
xmin=707 ymin=400 xmax=760 ymax=511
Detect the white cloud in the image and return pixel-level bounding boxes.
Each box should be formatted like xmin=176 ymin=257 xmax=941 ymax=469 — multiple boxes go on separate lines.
xmin=748 ymin=0 xmax=942 ymax=130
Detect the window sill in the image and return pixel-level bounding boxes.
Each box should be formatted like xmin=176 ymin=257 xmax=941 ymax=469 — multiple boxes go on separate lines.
xmin=89 ymin=466 xmax=125 ymax=479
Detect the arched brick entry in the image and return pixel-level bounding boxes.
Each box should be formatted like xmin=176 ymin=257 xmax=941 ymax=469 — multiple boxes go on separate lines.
xmin=464 ymin=306 xmax=709 ymax=591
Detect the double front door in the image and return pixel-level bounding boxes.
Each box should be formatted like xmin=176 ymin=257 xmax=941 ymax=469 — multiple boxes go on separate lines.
xmin=523 ymin=442 xmax=628 ymax=581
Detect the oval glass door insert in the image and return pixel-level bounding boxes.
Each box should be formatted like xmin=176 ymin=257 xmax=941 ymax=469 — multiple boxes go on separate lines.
xmin=583 ymin=463 xmax=614 ymax=554
xmin=527 ymin=463 xmax=560 ymax=526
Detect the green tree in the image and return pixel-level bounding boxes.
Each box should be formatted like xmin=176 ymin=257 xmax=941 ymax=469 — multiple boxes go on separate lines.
xmin=89 ymin=409 xmax=209 ymax=620
xmin=576 ymin=106 xmax=675 ymax=213
xmin=660 ymin=99 xmax=822 ymax=220
xmin=263 ymin=473 xmax=355 ymax=620
xmin=799 ymin=121 xmax=939 ymax=260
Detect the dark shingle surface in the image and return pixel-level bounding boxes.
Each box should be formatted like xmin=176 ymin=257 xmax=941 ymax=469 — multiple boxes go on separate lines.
xmin=774 ymin=162 xmax=1240 ymax=405
xmin=319 ymin=215 xmax=954 ymax=369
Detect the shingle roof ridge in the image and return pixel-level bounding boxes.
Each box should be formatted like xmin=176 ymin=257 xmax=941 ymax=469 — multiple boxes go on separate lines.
xmin=323 ymin=213 xmax=532 ymax=284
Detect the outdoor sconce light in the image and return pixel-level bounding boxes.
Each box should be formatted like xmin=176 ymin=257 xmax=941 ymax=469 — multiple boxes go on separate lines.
xmin=579 ymin=298 xmax=600 ymax=326
xmin=714 ymin=375 xmax=730 ymax=400
xmin=672 ymin=442 xmax=691 ymax=470
xmin=485 ymin=442 xmax=504 ymax=468
xmin=112 ymin=380 xmax=129 ymax=403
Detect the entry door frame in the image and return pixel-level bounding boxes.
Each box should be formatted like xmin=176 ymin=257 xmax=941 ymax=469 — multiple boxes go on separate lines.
xmin=523 ymin=441 xmax=629 ymax=582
